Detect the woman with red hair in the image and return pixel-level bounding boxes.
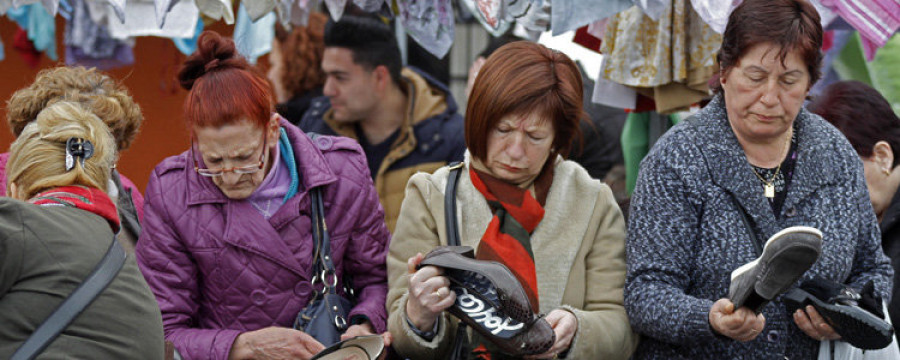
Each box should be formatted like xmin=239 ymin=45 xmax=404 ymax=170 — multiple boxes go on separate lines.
xmin=135 ymin=31 xmax=390 ymax=360
xmin=386 ymin=41 xmax=637 ymax=359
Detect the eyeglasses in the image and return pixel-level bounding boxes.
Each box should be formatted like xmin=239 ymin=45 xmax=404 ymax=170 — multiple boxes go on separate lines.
xmin=192 ymin=132 xmax=267 ymax=178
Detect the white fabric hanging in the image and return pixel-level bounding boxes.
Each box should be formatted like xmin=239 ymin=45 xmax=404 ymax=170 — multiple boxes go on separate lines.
xmin=108 ymin=0 xmax=198 ymax=39
xmin=352 ymin=0 xmax=382 ymax=12
xmin=234 ymin=2 xmax=275 ymax=64
xmin=459 ymin=0 xmax=510 ymax=36
xmin=196 ymin=0 xmax=234 ymax=24
xmin=631 ymin=0 xmax=667 ymax=21
xmin=397 ymin=0 xmax=454 ymax=58
xmin=323 ymin=0 xmax=346 ymax=22
xmin=550 ymin=0 xmax=631 ymax=35
xmin=244 ymin=0 xmax=275 ymax=22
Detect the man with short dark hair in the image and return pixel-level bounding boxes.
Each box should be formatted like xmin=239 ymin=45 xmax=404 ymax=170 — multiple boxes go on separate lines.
xmin=300 ymin=14 xmax=465 ymax=232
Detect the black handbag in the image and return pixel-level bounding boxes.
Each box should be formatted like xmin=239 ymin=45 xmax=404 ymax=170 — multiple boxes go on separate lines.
xmin=294 ymin=185 xmax=355 ymax=346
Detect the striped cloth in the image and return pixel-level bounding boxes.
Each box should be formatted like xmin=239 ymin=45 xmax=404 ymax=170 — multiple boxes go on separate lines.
xmin=823 ymin=0 xmax=900 ymax=60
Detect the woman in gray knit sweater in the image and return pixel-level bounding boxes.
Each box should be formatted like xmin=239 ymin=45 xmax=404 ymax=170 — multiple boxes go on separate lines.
xmin=625 ymin=0 xmax=893 ymax=358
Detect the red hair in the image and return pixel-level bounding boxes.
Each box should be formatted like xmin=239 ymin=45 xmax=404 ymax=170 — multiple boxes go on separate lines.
xmin=465 ymin=41 xmax=584 ymax=160
xmin=177 ymin=31 xmax=274 ymax=128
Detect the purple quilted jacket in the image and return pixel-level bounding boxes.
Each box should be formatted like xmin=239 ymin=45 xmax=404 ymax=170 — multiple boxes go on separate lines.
xmin=135 ymin=119 xmax=390 ymax=360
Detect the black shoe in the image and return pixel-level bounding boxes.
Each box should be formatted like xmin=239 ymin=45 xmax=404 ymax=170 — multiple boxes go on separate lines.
xmin=784 ymin=279 xmax=894 ymax=350
xmin=312 ymin=335 xmax=384 ymax=360
xmin=419 ymin=246 xmax=555 ymax=356
xmin=729 ymin=226 xmax=823 ymax=313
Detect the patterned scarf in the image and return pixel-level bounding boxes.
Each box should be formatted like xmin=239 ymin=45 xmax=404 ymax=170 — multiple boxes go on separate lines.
xmin=469 ymin=163 xmax=554 ymax=314
xmin=29 ymin=185 xmax=120 ymax=233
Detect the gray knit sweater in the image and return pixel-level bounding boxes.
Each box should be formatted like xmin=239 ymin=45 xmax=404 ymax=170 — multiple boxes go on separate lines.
xmin=625 ymin=94 xmax=893 ymax=359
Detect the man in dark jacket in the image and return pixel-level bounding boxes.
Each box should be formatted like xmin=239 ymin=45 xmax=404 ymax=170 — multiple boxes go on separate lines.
xmin=300 ymin=14 xmax=465 ymax=232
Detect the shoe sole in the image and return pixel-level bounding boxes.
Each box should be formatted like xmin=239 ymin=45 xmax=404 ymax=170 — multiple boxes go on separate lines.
xmin=730 ymin=226 xmax=823 ymax=312
xmin=784 ymin=288 xmax=894 ymax=350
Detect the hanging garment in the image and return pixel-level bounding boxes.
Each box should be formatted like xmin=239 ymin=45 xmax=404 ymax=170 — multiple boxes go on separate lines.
xmin=172 ymin=17 xmax=205 ymax=55
xmin=7 ymin=4 xmax=58 ymax=60
xmin=323 ymin=0 xmax=346 ymax=21
xmin=13 ymin=27 xmax=41 ymax=67
xmin=600 ymin=1 xmax=720 ymax=113
xmin=244 ymin=0 xmax=276 ymax=21
xmin=107 ymin=0 xmax=199 ymax=39
xmin=195 ymin=0 xmax=234 ymax=24
xmin=621 ymin=111 xmax=679 ymax=195
xmin=64 ymin=0 xmax=135 ymax=70
xmin=551 ymin=0 xmax=631 ymax=35
xmin=353 ymin=0 xmax=383 ymax=12
xmin=0 ymin=33 xmax=5 ymax=61
xmin=688 ymin=0 xmax=739 ymax=33
xmin=515 ymin=0 xmax=550 ymax=32
xmin=819 ymin=0 xmax=900 ymax=60
xmin=1 ymin=0 xmax=12 ymax=14
xmin=104 ymin=0 xmax=125 ymax=23
xmin=12 ymin=0 xmax=57 ymax=16
xmin=154 ymin=0 xmax=179 ymax=27
xmin=869 ymin=35 xmax=900 ymax=114
xmin=397 ymin=0 xmax=454 ymax=58
xmin=631 ymin=0 xmax=668 ymax=21
xmin=586 ymin=18 xmax=610 ymax=40
xmin=285 ymin=0 xmax=316 ymax=26
xmin=234 ymin=2 xmax=275 ymax=64
xmin=459 ymin=0 xmax=510 ymax=36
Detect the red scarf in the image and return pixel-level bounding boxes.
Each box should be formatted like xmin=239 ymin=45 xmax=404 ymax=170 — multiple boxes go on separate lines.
xmin=29 ymin=186 xmax=120 ymax=233
xmin=469 ymin=164 xmax=553 ymax=312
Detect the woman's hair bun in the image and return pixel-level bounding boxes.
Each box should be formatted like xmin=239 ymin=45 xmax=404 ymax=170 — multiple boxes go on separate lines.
xmin=177 ymin=31 xmax=250 ymax=90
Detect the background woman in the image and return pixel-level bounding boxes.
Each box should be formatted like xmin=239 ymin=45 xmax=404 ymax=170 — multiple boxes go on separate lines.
xmin=809 ymin=80 xmax=900 ymax=333
xmin=268 ymin=12 xmax=328 ymax=125
xmin=625 ymin=1 xmax=893 ymax=358
xmin=3 ymin=66 xmax=146 ymax=251
xmin=135 ymin=31 xmax=390 ymax=360
xmin=0 ymin=101 xmax=164 ymax=358
xmin=386 ymin=41 xmax=637 ymax=359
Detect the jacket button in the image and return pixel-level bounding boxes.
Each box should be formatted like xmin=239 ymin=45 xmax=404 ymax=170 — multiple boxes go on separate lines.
xmin=767 ymin=330 xmax=780 ymax=342
xmin=250 ymin=290 xmax=266 ymax=305
xmin=294 ymin=282 xmax=311 ymax=298
xmin=316 ymin=137 xmax=333 ymax=151
xmin=785 ymin=207 xmax=797 ymax=217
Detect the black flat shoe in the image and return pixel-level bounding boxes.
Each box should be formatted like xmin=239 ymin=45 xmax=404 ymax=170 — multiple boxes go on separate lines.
xmin=419 ymin=246 xmax=555 ymax=356
xmin=784 ymin=287 xmax=894 ymax=350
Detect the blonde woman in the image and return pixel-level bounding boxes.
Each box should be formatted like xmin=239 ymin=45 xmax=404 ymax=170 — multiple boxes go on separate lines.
xmin=4 ymin=66 xmax=145 ymax=251
xmin=0 ymin=102 xmax=164 ymax=358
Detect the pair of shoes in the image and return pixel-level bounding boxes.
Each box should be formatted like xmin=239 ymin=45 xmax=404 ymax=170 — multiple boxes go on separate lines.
xmin=728 ymin=226 xmax=823 ymax=313
xmin=784 ymin=279 xmax=894 ymax=350
xmin=311 ymin=335 xmax=384 ymax=360
xmin=419 ymin=246 xmax=555 ymax=356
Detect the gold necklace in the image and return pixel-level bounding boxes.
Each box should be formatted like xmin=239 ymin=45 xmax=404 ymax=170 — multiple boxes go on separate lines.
xmin=750 ymin=131 xmax=792 ymax=199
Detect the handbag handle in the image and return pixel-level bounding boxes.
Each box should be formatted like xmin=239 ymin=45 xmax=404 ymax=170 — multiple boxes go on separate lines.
xmin=445 ymin=162 xmax=464 ymax=247
xmin=444 ymin=162 xmax=468 ymax=360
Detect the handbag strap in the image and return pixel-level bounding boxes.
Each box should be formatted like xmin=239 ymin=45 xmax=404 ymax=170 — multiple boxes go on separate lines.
xmin=12 ymin=238 xmax=127 ymax=360
xmin=730 ymin=195 xmax=763 ymax=256
xmin=444 ymin=162 xmax=468 ymax=360
xmin=445 ymin=162 xmax=464 ymax=247
xmin=306 ymin=132 xmax=338 ymax=296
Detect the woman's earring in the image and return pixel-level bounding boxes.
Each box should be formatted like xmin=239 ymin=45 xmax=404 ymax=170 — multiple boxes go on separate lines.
xmin=884 ymin=168 xmax=892 ymax=176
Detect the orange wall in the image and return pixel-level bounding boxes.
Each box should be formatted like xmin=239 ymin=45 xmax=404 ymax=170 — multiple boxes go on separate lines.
xmin=0 ymin=17 xmax=250 ymax=192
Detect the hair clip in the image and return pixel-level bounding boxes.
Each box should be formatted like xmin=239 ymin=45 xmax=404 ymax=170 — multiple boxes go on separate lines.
xmin=65 ymin=137 xmax=94 ymax=171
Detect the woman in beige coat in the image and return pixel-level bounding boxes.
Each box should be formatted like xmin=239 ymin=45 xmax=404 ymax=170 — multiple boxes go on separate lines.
xmin=386 ymin=41 xmax=637 ymax=360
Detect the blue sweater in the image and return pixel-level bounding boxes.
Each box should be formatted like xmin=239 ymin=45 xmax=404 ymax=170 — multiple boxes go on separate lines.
xmin=625 ymin=94 xmax=893 ymax=359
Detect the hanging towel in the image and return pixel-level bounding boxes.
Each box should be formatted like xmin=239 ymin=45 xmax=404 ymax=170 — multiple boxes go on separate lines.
xmin=515 ymin=0 xmax=550 ymax=32
xmin=172 ymin=17 xmax=205 ymax=55
xmin=64 ymin=0 xmax=134 ymax=69
xmin=819 ymin=0 xmax=900 ymax=60
xmin=234 ymin=3 xmax=275 ymax=64
xmin=7 ymin=4 xmax=58 ymax=60
xmin=323 ymin=0 xmax=346 ymax=21
xmin=397 ymin=0 xmax=454 ymax=58
xmin=107 ymin=0 xmax=199 ymax=39
xmin=632 ymin=0 xmax=668 ymax=21
xmin=245 ymin=0 xmax=276 ymax=21
xmin=551 ymin=0 xmax=631 ymax=35
xmin=353 ymin=0 xmax=383 ymax=12
xmin=459 ymin=0 xmax=510 ymax=36
xmin=196 ymin=0 xmax=234 ymax=24
xmin=285 ymin=0 xmax=316 ymax=26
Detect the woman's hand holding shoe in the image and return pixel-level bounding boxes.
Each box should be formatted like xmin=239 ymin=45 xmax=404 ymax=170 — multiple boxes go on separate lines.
xmin=709 ymin=299 xmax=766 ymax=342
xmin=405 ymin=253 xmax=457 ymax=331
xmin=228 ymin=326 xmax=325 ymax=360
xmin=793 ymin=305 xmax=841 ymax=341
xmin=524 ymin=309 xmax=578 ymax=359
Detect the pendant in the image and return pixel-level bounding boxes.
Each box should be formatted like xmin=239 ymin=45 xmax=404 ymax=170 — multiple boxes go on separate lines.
xmin=765 ymin=184 xmax=775 ymax=198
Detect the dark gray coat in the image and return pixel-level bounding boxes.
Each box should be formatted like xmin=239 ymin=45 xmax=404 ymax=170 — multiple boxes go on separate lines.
xmin=0 ymin=197 xmax=165 ymax=359
xmin=625 ymin=94 xmax=893 ymax=359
